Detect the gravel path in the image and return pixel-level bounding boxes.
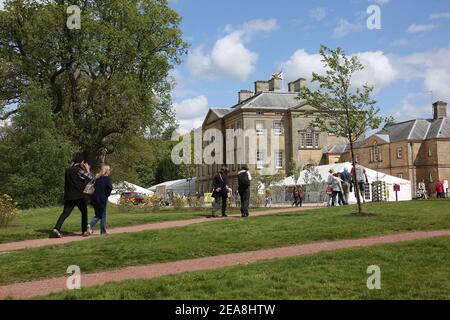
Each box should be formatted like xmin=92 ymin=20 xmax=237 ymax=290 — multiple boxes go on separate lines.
xmin=1 ymin=228 xmax=450 ymax=299
xmin=0 ymin=206 xmax=319 ymax=253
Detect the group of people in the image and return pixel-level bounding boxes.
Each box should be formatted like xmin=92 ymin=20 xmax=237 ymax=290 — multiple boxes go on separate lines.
xmin=326 ymin=164 xmax=368 ymax=207
xmin=211 ymin=165 xmax=252 ymax=218
xmin=51 ymin=155 xmax=113 ymax=238
xmin=417 ymin=179 xmax=447 ymax=199
xmin=292 ymin=186 xmax=305 ymax=207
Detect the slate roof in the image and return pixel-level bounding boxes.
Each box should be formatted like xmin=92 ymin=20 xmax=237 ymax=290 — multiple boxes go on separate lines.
xmin=211 ymin=108 xmax=231 ymax=118
xmin=351 ymin=117 xmax=450 ymax=148
xmin=230 ymin=91 xmax=305 ymax=111
xmin=325 ymin=144 xmax=348 ymax=154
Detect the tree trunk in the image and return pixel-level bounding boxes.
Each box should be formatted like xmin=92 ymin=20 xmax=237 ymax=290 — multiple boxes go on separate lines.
xmin=345 ymin=107 xmax=363 ymax=215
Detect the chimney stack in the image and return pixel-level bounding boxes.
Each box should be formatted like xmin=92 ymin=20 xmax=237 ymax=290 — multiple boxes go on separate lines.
xmin=288 ymin=78 xmax=306 ymax=93
xmin=238 ymin=90 xmax=253 ymax=103
xmin=254 ymin=80 xmax=269 ymax=94
xmin=269 ymin=76 xmax=282 ymax=92
xmin=433 ymin=101 xmax=448 ymax=120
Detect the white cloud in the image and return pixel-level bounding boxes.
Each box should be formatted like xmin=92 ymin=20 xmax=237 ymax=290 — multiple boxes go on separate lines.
xmin=333 ymin=19 xmax=364 ymax=38
xmin=430 ymin=12 xmax=450 ymax=20
xmin=0 ymin=0 xmax=3 ymax=10
xmin=407 ymin=24 xmax=435 ymax=33
xmin=173 ymin=95 xmax=209 ymax=133
xmin=310 ymin=7 xmax=326 ymax=22
xmin=352 ymin=51 xmax=399 ymax=90
xmin=392 ymin=93 xmax=434 ymax=121
xmin=374 ymin=0 xmax=390 ymax=5
xmin=281 ymin=49 xmax=398 ymax=92
xmin=187 ymin=19 xmax=278 ymax=81
xmin=401 ymin=48 xmax=450 ymax=100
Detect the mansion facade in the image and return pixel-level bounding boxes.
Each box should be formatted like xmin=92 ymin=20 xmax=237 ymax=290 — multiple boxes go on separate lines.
xmin=196 ymin=74 xmax=348 ymax=194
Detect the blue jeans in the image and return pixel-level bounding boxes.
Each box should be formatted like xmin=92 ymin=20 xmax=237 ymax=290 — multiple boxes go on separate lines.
xmin=90 ymin=202 xmax=107 ymax=234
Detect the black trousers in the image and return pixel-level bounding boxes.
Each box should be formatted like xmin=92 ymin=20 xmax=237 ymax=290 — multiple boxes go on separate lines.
xmin=54 ymin=199 xmax=88 ymax=233
xmin=239 ymin=188 xmax=250 ymax=217
xmin=212 ymin=194 xmax=228 ymax=216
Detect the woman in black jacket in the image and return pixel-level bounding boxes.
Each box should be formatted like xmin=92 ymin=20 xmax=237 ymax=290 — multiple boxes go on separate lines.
xmin=88 ymin=165 xmax=113 ymax=235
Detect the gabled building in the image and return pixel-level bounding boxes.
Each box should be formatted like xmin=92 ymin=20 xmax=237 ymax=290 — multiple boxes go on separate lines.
xmin=340 ymin=101 xmax=450 ymax=196
xmin=196 ymin=75 xmax=348 ymax=193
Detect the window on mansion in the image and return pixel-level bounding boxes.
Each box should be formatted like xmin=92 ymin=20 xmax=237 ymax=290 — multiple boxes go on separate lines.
xmin=370 ymin=142 xmax=382 ymax=162
xmin=299 ymin=128 xmax=320 ymax=149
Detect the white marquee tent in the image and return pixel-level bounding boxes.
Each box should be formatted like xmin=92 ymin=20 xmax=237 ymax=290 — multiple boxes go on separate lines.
xmin=149 ymin=178 xmax=197 ymax=196
xmin=109 ymin=181 xmax=154 ymax=205
xmin=275 ymin=162 xmax=412 ymax=203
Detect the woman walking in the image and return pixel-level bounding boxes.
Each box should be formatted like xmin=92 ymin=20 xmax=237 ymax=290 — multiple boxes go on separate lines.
xmin=88 ymin=165 xmax=113 ymax=235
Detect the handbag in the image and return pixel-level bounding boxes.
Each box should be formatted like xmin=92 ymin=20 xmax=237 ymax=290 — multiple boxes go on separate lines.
xmin=83 ymin=179 xmax=96 ymax=195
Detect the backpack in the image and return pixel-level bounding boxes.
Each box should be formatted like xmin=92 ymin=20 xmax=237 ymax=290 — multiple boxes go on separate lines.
xmin=355 ymin=166 xmax=366 ymax=183
xmin=238 ymin=171 xmax=250 ymax=189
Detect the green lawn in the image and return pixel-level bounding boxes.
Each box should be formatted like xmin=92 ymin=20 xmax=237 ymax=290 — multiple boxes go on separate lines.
xmin=0 ymin=205 xmax=259 ymax=244
xmin=39 ymin=236 xmax=450 ymax=300
xmin=0 ymin=200 xmax=448 ymax=286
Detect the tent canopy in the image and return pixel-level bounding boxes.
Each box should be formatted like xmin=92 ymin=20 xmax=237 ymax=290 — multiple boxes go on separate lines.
xmin=149 ymin=177 xmax=196 ymax=195
xmin=274 ymin=162 xmax=412 ymax=203
xmin=109 ymin=181 xmax=154 ymax=205
xmin=275 ymin=162 xmax=410 ymax=186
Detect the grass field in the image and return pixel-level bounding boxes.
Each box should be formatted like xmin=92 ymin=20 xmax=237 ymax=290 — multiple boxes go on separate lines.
xmin=40 ymin=236 xmax=450 ymax=300
xmin=0 ymin=200 xmax=448 ymax=286
xmin=0 ymin=205 xmax=262 ymax=243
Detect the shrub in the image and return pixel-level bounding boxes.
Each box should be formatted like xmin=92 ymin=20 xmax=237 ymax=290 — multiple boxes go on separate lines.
xmin=142 ymin=195 xmax=162 ymax=213
xmin=250 ymin=194 xmax=264 ymax=208
xmin=189 ymin=196 xmax=205 ymax=210
xmin=118 ymin=197 xmax=135 ymax=213
xmin=0 ymin=194 xmax=20 ymax=227
xmin=172 ymin=196 xmax=187 ymax=209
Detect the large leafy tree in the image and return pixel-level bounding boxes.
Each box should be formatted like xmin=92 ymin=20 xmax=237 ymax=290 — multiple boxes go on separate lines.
xmin=0 ymin=84 xmax=76 ymax=208
xmin=299 ymin=45 xmax=391 ymax=215
xmin=0 ymin=0 xmax=187 ymax=165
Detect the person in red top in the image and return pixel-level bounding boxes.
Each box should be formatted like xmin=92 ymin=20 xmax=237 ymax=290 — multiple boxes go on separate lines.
xmin=436 ymin=180 xmax=445 ymax=198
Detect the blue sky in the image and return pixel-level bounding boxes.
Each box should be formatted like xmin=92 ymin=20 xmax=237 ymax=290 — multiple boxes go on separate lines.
xmin=0 ymin=0 xmax=449 ymax=131
xmin=169 ymin=0 xmax=450 ymax=132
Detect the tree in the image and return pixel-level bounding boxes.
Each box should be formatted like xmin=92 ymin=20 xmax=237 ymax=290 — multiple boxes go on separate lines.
xmin=0 ymin=0 xmax=187 ymax=165
xmin=298 ymin=45 xmax=389 ymax=215
xmin=0 ymin=84 xmax=76 ymax=208
xmin=288 ymin=158 xmax=301 ymax=187
xmin=303 ymin=163 xmax=324 ymax=193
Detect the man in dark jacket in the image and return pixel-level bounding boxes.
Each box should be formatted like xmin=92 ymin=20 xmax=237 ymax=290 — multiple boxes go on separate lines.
xmin=238 ymin=165 xmax=251 ymax=217
xmin=211 ymin=165 xmax=230 ymax=217
xmin=52 ymin=155 xmax=93 ymax=238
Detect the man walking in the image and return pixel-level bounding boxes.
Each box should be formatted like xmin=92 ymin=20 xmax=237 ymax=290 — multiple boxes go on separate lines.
xmin=52 ymin=155 xmax=93 ymax=238
xmin=238 ymin=165 xmax=251 ymax=217
xmin=211 ymin=165 xmax=230 ymax=217
xmin=351 ymin=162 xmax=368 ymax=203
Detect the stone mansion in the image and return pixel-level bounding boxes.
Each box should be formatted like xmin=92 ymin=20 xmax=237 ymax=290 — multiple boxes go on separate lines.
xmin=195 ymin=74 xmax=348 ymax=194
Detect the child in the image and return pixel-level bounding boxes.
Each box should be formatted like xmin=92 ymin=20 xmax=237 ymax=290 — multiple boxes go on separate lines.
xmin=88 ymin=165 xmax=113 ymax=235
